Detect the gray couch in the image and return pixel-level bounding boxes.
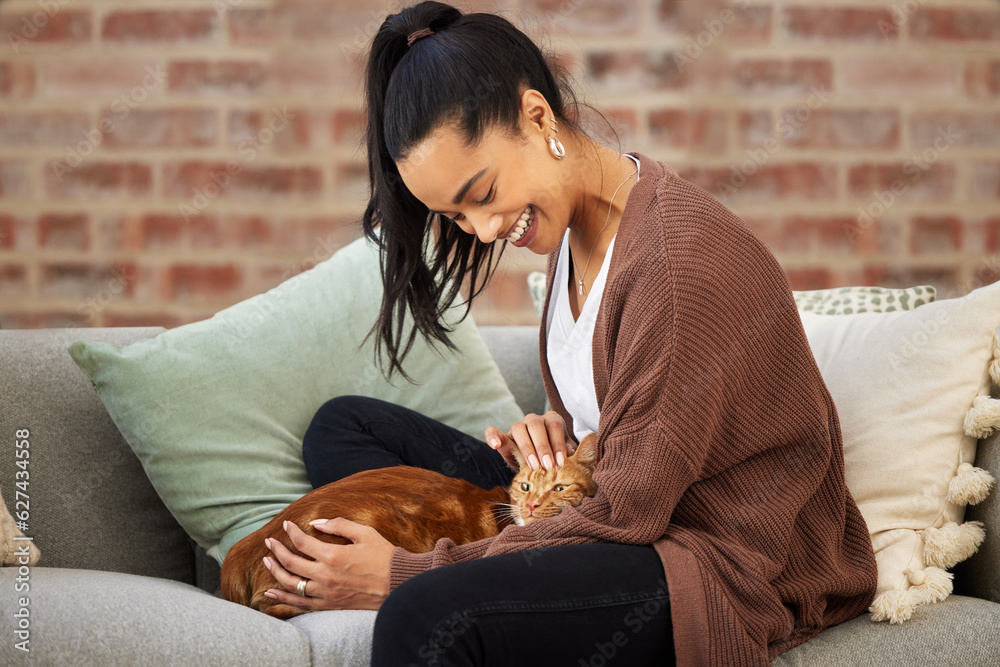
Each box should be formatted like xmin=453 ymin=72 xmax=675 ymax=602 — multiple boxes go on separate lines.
xmin=1 ymin=325 xmax=998 ymax=666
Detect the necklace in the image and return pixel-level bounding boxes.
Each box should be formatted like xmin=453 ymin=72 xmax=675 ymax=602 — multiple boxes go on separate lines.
xmin=571 ymin=158 xmax=639 ymax=296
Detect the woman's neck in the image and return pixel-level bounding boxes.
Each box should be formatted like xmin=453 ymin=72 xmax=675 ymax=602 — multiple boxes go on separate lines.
xmin=563 ymin=135 xmax=638 ymax=285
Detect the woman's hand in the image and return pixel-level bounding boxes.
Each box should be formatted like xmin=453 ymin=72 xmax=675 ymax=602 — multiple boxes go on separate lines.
xmin=485 ymin=411 xmax=574 ymax=471
xmin=263 ymin=518 xmax=394 ymax=612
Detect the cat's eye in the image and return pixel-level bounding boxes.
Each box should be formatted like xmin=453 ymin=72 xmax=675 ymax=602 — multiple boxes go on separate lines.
xmin=521 ymin=483 xmax=530 ymax=491
xmin=554 ymin=485 xmax=566 ymax=491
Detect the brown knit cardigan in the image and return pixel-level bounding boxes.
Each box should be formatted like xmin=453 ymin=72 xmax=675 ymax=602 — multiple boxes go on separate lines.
xmin=389 ymin=153 xmax=878 ymax=665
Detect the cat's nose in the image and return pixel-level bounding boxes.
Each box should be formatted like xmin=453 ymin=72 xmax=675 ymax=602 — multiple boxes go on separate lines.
xmin=526 ymin=501 xmax=540 ymax=514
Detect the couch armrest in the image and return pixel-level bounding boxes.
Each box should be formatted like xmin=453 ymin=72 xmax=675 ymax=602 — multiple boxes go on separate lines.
xmin=0 ymin=327 xmax=197 ymax=584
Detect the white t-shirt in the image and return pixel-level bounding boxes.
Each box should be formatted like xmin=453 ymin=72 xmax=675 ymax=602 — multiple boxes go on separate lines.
xmin=546 ymin=234 xmax=617 ymax=442
xmin=545 ymin=154 xmax=640 ymax=443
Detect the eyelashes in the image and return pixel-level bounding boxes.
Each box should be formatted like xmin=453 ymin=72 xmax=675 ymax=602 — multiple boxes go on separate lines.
xmin=475 ymin=183 xmax=495 ymax=206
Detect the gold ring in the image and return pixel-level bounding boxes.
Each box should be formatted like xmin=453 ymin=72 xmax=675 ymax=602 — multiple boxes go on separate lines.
xmin=296 ymin=578 xmax=308 ymax=597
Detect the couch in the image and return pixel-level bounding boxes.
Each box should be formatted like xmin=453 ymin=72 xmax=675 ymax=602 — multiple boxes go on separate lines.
xmin=1 ymin=324 xmax=998 ymax=666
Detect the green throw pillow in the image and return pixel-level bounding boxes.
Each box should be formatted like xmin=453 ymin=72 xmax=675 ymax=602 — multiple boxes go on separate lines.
xmin=69 ymin=236 xmax=525 ymax=562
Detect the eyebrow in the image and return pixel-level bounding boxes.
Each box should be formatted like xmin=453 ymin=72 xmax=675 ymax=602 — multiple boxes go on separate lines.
xmin=453 ymin=167 xmax=488 ymax=205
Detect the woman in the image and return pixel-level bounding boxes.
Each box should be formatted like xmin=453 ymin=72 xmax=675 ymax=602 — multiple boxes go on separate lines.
xmin=261 ymin=2 xmax=878 ymax=664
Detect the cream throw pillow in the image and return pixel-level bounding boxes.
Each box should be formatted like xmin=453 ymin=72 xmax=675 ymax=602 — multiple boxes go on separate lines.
xmin=799 ymin=280 xmax=1000 ymax=622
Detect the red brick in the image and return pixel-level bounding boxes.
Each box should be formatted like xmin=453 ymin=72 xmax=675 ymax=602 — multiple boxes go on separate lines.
xmin=168 ymin=61 xmax=267 ymax=96
xmin=910 ymin=112 xmax=1000 ymax=150
xmin=732 ymin=59 xmax=832 ymax=95
xmin=0 ymin=62 xmax=35 ymax=98
xmin=738 ymin=110 xmax=772 ymax=147
xmin=522 ymin=0 xmax=639 ymax=35
xmin=970 ymin=162 xmax=1000 ymax=201
xmin=911 ymin=216 xmax=962 ymax=254
xmin=227 ymin=8 xmax=276 ymax=45
xmin=0 ymin=264 xmax=28 ymax=298
xmin=649 ymin=108 xmax=728 ymax=154
xmin=684 ymin=161 xmax=838 ymax=203
xmin=841 ymin=58 xmax=959 ymax=96
xmin=658 ymin=1 xmax=772 ymax=43
xmin=847 ymin=162 xmax=956 ymax=202
xmin=163 ymin=162 xmax=323 ymax=201
xmin=0 ymin=215 xmax=15 ymax=249
xmin=0 ymin=111 xmax=91 ymax=147
xmin=190 ymin=215 xmax=273 ymax=249
xmin=784 ymin=268 xmax=834 ymax=291
xmin=0 ymin=161 xmax=29 ymax=198
xmin=782 ymin=109 xmax=899 ymax=149
xmin=782 ymin=7 xmax=896 ymax=42
xmin=583 ymin=108 xmax=639 ymax=151
xmin=40 ymin=60 xmax=165 ymax=97
xmin=137 ymin=215 xmax=187 ymax=250
xmin=167 ymin=264 xmax=243 ymax=301
xmin=983 ymin=218 xmax=1000 ymax=254
xmin=966 ymin=61 xmax=1000 ymax=98
xmin=587 ymin=51 xmax=685 ymax=94
xmin=0 ymin=10 xmax=91 ymax=49
xmin=269 ymin=57 xmax=355 ymax=94
xmin=331 ymin=108 xmax=364 ymax=147
xmin=101 ymin=108 xmax=218 ymax=148
xmin=332 ymin=161 xmax=367 ymax=202
xmin=38 ymin=213 xmax=89 ymax=251
xmin=40 ymin=262 xmax=136 ymax=300
xmin=45 ymin=162 xmax=153 ymax=199
xmin=102 ymin=10 xmax=218 ymax=44
xmin=910 ymin=9 xmax=1000 ymax=42
xmin=227 ymin=108 xmax=311 ymax=153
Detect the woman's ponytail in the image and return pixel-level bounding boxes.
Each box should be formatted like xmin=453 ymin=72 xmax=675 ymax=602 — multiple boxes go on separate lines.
xmin=361 ymin=1 xmax=577 ymax=378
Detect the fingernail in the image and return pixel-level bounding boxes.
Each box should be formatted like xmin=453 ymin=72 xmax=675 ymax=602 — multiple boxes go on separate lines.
xmin=556 ymin=451 xmax=565 ymax=467
xmin=283 ymin=520 xmax=289 ymax=532
xmin=528 ymin=454 xmax=540 ymax=470
xmin=263 ymin=556 xmax=272 ymax=569
xmin=264 ymin=538 xmax=272 ymax=550
xmin=542 ymin=454 xmax=553 ymax=470
xmin=308 ymin=519 xmax=327 ymax=526
xmin=489 ymin=438 xmax=499 ymax=448
xmin=264 ymin=590 xmax=278 ymax=599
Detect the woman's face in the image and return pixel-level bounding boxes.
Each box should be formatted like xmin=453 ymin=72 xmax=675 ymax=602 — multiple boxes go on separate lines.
xmin=396 ymin=92 xmax=576 ymax=255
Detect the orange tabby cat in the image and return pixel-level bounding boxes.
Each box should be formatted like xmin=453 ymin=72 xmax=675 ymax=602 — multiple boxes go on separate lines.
xmin=221 ymin=434 xmax=597 ymax=619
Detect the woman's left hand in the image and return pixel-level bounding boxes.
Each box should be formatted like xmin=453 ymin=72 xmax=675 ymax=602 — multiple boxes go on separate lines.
xmin=263 ymin=517 xmax=394 ymax=612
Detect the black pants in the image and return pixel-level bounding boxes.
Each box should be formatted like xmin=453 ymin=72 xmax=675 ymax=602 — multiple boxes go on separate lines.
xmin=302 ymin=396 xmax=674 ymax=666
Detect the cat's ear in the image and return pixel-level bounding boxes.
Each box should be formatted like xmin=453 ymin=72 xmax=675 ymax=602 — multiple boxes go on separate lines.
xmin=570 ymin=433 xmax=598 ymax=471
xmin=508 ymin=442 xmax=527 ymax=471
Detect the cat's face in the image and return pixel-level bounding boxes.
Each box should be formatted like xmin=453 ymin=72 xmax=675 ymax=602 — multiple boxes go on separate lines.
xmin=505 ymin=434 xmax=598 ymax=526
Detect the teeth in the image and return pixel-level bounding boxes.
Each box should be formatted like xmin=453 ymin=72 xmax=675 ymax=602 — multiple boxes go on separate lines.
xmin=508 ymin=205 xmax=533 ymax=241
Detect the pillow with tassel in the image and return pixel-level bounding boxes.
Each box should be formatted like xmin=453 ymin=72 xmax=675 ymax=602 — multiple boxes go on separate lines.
xmin=799 ymin=280 xmax=1000 ymax=623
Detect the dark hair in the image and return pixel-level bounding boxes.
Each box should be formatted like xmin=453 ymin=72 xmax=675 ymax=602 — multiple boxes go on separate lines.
xmin=362 ymin=1 xmax=580 ymax=378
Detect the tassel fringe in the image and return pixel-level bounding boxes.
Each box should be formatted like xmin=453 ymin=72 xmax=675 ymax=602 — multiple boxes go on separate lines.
xmin=922 ymin=521 xmax=986 ymax=570
xmin=870 ymin=590 xmax=915 ymax=624
xmin=947 ymin=462 xmax=997 ymax=505
xmin=965 ymin=395 xmax=1000 ymax=439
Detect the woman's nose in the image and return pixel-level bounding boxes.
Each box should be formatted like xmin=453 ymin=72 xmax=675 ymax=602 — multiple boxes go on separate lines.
xmin=467 ymin=211 xmax=506 ymax=244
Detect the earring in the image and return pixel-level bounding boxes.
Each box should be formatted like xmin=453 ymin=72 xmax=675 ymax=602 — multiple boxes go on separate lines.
xmin=547 ymin=118 xmax=565 ymax=159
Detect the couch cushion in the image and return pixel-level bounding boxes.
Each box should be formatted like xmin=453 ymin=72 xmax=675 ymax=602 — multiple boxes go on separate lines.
xmin=0 ymin=568 xmax=312 ymax=665
xmin=289 ymin=609 xmax=376 ymax=666
xmin=67 ymin=235 xmax=525 ymax=562
xmin=772 ymin=595 xmax=1000 ymax=665
xmin=0 ymin=327 xmax=195 ymax=583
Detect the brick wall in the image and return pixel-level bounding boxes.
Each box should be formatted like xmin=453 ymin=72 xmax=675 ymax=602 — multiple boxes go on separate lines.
xmin=1 ymin=0 xmax=998 ymax=330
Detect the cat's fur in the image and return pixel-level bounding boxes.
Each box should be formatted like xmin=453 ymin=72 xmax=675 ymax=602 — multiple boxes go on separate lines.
xmin=221 ymin=434 xmax=597 ymax=618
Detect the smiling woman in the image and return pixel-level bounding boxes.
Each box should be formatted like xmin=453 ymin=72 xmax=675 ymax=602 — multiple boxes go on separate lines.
xmin=259 ymin=2 xmax=880 ymax=665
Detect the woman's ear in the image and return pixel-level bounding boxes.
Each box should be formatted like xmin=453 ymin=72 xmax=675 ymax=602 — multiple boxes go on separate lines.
xmin=520 ymin=88 xmax=553 ymax=136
